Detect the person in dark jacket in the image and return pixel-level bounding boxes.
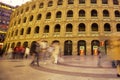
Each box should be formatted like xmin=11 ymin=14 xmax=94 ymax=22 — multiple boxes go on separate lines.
xmin=30 ymin=41 xmax=41 ymax=67
xmin=117 ymin=60 xmax=120 ymax=77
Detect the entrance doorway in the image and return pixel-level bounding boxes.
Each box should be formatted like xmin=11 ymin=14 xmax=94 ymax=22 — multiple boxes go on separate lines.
xmin=64 ymin=40 xmax=72 ymax=55
xmin=91 ymin=40 xmax=100 ymax=55
xmin=77 ymin=40 xmax=86 ymax=55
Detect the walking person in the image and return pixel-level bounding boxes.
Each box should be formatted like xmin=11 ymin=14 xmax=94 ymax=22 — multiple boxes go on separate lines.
xmin=24 ymin=47 xmax=30 ymax=59
xmin=97 ymin=49 xmax=102 ymax=67
xmin=51 ymin=42 xmax=61 ymax=64
xmin=6 ymin=47 xmax=13 ymax=59
xmin=39 ymin=40 xmax=48 ymax=61
xmin=117 ymin=60 xmax=120 ymax=77
xmin=30 ymin=41 xmax=41 ymax=67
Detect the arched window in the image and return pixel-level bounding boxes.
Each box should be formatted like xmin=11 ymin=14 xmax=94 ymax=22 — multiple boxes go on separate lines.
xmin=18 ymin=19 xmax=21 ymax=24
xmin=57 ymin=0 xmax=63 ymax=5
xmin=91 ymin=10 xmax=97 ymax=17
xmin=66 ymin=24 xmax=73 ymax=32
xmin=56 ymin=11 xmax=62 ymax=18
xmin=23 ymin=17 xmax=27 ymax=23
xmin=11 ymin=31 xmax=14 ymax=37
xmin=14 ymin=21 xmax=16 ymax=26
xmin=39 ymin=3 xmax=44 ymax=8
xmin=91 ymin=0 xmax=97 ymax=4
xmin=115 ymin=10 xmax=120 ymax=17
xmin=67 ymin=10 xmax=73 ymax=17
xmin=34 ymin=26 xmax=40 ymax=33
xmin=46 ymin=12 xmax=51 ymax=19
xmin=79 ymin=0 xmax=85 ymax=4
xmin=68 ymin=0 xmax=74 ymax=4
xmin=29 ymin=15 xmax=33 ymax=21
xmin=21 ymin=9 xmax=23 ymax=14
xmin=20 ymin=28 xmax=24 ymax=35
xmin=48 ymin=1 xmax=53 ymax=7
xmin=32 ymin=4 xmax=36 ymax=10
xmin=103 ymin=10 xmax=109 ymax=17
xmin=116 ymin=24 xmax=120 ymax=32
xmin=26 ymin=7 xmax=29 ymax=12
xmin=102 ymin=0 xmax=108 ymax=4
xmin=54 ymin=24 xmax=60 ymax=32
xmin=37 ymin=14 xmax=42 ymax=20
xmin=78 ymin=23 xmax=85 ymax=31
xmin=113 ymin=0 xmax=119 ymax=5
xmin=104 ymin=23 xmax=111 ymax=31
xmin=91 ymin=23 xmax=98 ymax=31
xmin=79 ymin=10 xmax=85 ymax=17
xmin=26 ymin=27 xmax=31 ymax=34
xmin=15 ymin=29 xmax=18 ymax=36
xmin=44 ymin=25 xmax=49 ymax=33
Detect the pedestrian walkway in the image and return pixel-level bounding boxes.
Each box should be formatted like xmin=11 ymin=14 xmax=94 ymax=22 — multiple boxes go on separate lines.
xmin=0 ymin=55 xmax=119 ymax=80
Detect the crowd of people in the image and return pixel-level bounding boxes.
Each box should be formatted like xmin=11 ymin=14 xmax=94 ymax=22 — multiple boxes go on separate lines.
xmin=30 ymin=40 xmax=62 ymax=66
xmin=6 ymin=46 xmax=30 ymax=59
xmin=5 ymin=39 xmax=62 ymax=67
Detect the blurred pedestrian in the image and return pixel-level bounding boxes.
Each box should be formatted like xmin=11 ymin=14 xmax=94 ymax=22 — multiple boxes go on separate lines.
xmin=51 ymin=42 xmax=61 ymax=64
xmin=30 ymin=41 xmax=41 ymax=67
xmin=24 ymin=47 xmax=30 ymax=59
xmin=6 ymin=47 xmax=13 ymax=59
xmin=117 ymin=60 xmax=120 ymax=77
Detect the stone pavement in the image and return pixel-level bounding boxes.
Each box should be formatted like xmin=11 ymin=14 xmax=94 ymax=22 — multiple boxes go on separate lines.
xmin=0 ymin=56 xmax=120 ymax=80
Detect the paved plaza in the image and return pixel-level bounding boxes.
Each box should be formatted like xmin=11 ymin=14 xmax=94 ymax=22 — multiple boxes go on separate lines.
xmin=0 ymin=56 xmax=119 ymax=80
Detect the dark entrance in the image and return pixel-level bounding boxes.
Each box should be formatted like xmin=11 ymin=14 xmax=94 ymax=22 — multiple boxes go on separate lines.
xmin=64 ymin=40 xmax=72 ymax=55
xmin=91 ymin=40 xmax=100 ymax=55
xmin=78 ymin=40 xmax=86 ymax=55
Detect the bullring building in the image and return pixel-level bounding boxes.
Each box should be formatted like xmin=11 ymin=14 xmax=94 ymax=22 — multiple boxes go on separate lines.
xmin=4 ymin=0 xmax=120 ymax=56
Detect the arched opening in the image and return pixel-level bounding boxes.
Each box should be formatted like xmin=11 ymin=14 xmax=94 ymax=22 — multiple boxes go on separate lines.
xmin=91 ymin=23 xmax=98 ymax=31
xmin=116 ymin=24 xmax=120 ymax=32
xmin=26 ymin=27 xmax=31 ymax=34
xmin=57 ymin=0 xmax=63 ymax=5
xmin=66 ymin=24 xmax=73 ymax=32
xmin=91 ymin=40 xmax=100 ymax=55
xmin=44 ymin=25 xmax=49 ymax=33
xmin=48 ymin=1 xmax=53 ymax=7
xmin=103 ymin=10 xmax=109 ymax=17
xmin=54 ymin=24 xmax=60 ymax=32
xmin=104 ymin=23 xmax=111 ymax=31
xmin=64 ymin=40 xmax=72 ymax=55
xmin=68 ymin=0 xmax=74 ymax=4
xmin=67 ymin=10 xmax=73 ymax=17
xmin=79 ymin=10 xmax=85 ymax=17
xmin=39 ymin=3 xmax=44 ymax=8
xmin=34 ymin=26 xmax=40 ymax=33
xmin=78 ymin=23 xmax=85 ymax=31
xmin=23 ymin=17 xmax=27 ymax=23
xmin=77 ymin=40 xmax=86 ymax=55
xmin=23 ymin=41 xmax=28 ymax=48
xmin=115 ymin=10 xmax=120 ymax=17
xmin=91 ymin=10 xmax=97 ymax=17
xmin=37 ymin=14 xmax=42 ymax=20
xmin=29 ymin=15 xmax=33 ymax=21
xmin=46 ymin=12 xmax=51 ymax=19
xmin=56 ymin=11 xmax=62 ymax=18
xmin=20 ymin=28 xmax=24 ymax=35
